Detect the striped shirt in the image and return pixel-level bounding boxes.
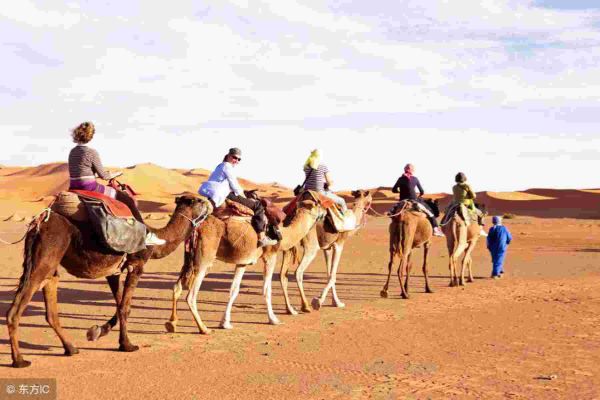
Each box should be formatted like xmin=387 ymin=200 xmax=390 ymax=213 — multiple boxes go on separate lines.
xmin=303 ymin=164 xmax=329 ymax=192
xmin=68 ymin=145 xmax=111 ymax=180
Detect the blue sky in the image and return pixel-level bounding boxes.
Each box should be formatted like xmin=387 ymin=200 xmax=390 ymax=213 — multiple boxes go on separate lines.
xmin=1 ymin=1 xmax=599 ymax=192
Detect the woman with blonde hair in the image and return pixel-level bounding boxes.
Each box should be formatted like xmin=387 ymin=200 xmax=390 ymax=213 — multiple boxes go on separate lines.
xmin=302 ymin=149 xmax=347 ymax=212
xmin=67 ymin=121 xmax=165 ymax=246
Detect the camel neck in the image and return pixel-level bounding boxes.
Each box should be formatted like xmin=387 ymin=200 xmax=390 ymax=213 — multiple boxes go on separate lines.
xmin=149 ymin=211 xmax=193 ymax=258
xmin=279 ymin=208 xmax=320 ymax=250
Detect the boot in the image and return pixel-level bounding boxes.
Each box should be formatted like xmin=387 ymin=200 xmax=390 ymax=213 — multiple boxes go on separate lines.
xmin=145 ymin=231 xmax=166 ymax=246
xmin=257 ymin=232 xmax=277 ymax=247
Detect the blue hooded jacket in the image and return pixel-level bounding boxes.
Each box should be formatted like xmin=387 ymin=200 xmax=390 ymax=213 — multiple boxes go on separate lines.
xmin=487 ymin=224 xmax=512 ymax=254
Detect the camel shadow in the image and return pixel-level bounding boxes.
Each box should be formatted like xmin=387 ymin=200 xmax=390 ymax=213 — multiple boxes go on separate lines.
xmin=577 ymin=248 xmax=600 ymax=253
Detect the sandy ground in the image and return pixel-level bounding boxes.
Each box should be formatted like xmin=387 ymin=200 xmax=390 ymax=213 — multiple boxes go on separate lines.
xmin=0 ymin=213 xmax=599 ymax=399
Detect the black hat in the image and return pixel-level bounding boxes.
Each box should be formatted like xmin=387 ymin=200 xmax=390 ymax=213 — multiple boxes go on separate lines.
xmin=228 ymin=148 xmax=242 ymax=158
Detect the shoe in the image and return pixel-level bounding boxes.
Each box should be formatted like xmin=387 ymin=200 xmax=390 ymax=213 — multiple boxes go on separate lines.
xmin=491 ymin=275 xmax=502 ymax=280
xmin=258 ymin=236 xmax=278 ymax=247
xmin=433 ymin=227 xmax=445 ymax=237
xmin=145 ymin=231 xmax=166 ymax=246
xmin=479 ymin=228 xmax=488 ymax=237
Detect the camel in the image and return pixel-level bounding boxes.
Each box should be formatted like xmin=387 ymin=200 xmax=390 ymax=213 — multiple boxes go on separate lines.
xmin=165 ymin=198 xmax=325 ymax=333
xmin=379 ymin=199 xmax=440 ymax=300
xmin=280 ymin=190 xmax=372 ymax=314
xmin=6 ymin=194 xmax=208 ymax=368
xmin=442 ymin=206 xmax=485 ymax=286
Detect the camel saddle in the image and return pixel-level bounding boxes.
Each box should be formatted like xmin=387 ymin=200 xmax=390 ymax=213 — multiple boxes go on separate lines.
xmin=51 ymin=191 xmax=133 ymax=221
xmin=441 ymin=203 xmax=474 ymax=225
xmin=389 ymin=200 xmax=431 ymax=221
xmin=51 ymin=191 xmax=145 ymax=254
xmin=283 ymin=190 xmax=335 ymax=216
xmin=212 ymin=198 xmax=254 ymax=222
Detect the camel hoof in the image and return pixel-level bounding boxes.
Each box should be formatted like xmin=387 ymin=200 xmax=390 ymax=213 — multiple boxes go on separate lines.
xmin=199 ymin=327 xmax=212 ymax=335
xmin=269 ymin=319 xmax=282 ymax=326
xmin=12 ymin=358 xmax=31 ymax=368
xmin=425 ymin=288 xmax=434 ymax=294
xmin=449 ymin=282 xmax=456 ymax=287
xmin=467 ymin=278 xmax=474 ymax=283
xmin=165 ymin=321 xmax=177 ymax=333
xmin=87 ymin=325 xmax=102 ymax=341
xmin=220 ymin=321 xmax=233 ymax=330
xmin=287 ymin=308 xmax=299 ymax=316
xmin=333 ymin=301 xmax=345 ymax=308
xmin=301 ymin=305 xmax=312 ymax=313
xmin=380 ymin=290 xmax=388 ymax=298
xmin=64 ymin=344 xmax=79 ymax=356
xmin=401 ymin=293 xmax=410 ymax=300
xmin=119 ymin=343 xmax=140 ymax=352
xmin=311 ymin=298 xmax=321 ymax=311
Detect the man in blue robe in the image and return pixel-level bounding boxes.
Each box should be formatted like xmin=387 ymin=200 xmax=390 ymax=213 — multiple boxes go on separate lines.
xmin=487 ymin=216 xmax=512 ymax=279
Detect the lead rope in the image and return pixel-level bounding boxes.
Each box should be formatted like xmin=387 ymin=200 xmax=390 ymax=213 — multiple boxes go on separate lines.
xmin=0 ymin=206 xmax=53 ymax=245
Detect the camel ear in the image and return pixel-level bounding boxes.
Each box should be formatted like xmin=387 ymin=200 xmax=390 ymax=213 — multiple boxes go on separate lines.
xmin=175 ymin=196 xmax=182 ymax=205
xmin=363 ymin=190 xmax=370 ymax=197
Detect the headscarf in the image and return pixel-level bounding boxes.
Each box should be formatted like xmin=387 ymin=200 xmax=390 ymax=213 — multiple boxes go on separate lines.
xmin=492 ymin=216 xmax=502 ymax=225
xmin=304 ymin=149 xmax=321 ymax=169
xmin=403 ymin=163 xmax=414 ymax=179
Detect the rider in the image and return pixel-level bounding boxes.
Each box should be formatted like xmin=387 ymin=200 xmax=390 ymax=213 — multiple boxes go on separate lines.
xmin=453 ymin=172 xmax=487 ymax=237
xmin=302 ymin=149 xmax=347 ymax=213
xmin=391 ymin=164 xmax=444 ymax=237
xmin=67 ymin=121 xmax=165 ymax=246
xmin=198 ymin=147 xmax=277 ymax=247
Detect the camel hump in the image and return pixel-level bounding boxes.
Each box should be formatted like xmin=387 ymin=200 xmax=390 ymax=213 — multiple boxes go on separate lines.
xmin=51 ymin=191 xmax=87 ymax=222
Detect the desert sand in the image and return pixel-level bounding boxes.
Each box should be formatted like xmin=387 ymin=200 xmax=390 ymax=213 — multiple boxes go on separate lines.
xmin=0 ymin=163 xmax=599 ymax=399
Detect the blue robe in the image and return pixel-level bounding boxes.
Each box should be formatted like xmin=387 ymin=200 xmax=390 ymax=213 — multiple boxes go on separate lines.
xmin=487 ymin=225 xmax=512 ymax=276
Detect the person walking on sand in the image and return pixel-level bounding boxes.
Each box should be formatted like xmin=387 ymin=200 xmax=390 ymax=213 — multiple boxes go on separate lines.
xmin=487 ymin=216 xmax=512 ymax=279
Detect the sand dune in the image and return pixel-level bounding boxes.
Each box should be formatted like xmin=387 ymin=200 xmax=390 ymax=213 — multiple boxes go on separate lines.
xmin=1 ymin=162 xmax=599 ymax=218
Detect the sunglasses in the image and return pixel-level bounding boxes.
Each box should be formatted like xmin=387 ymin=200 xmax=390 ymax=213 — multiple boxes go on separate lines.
xmin=231 ymin=156 xmax=241 ymax=161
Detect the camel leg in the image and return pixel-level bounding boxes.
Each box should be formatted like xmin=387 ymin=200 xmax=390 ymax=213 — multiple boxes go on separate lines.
xmin=165 ymin=278 xmax=183 ymax=333
xmin=313 ymin=243 xmax=345 ymax=309
xmin=117 ymin=265 xmax=143 ymax=352
xmin=43 ymin=273 xmax=78 ymax=356
xmin=330 ymin=244 xmax=346 ymax=307
xmin=87 ymin=274 xmax=122 ymax=341
xmin=465 ymin=243 xmax=476 ymax=283
xmin=295 ymin=244 xmax=319 ymax=313
xmin=380 ymin=250 xmax=398 ymax=298
xmin=8 ymin=279 xmax=45 ymax=368
xmin=462 ymin=241 xmax=476 ymax=285
xmin=280 ymin=251 xmax=297 ymax=316
xmin=423 ymin=243 xmax=434 ymax=293
xmin=263 ymin=255 xmax=281 ymax=325
xmin=8 ymin=229 xmax=67 ymax=368
xmin=186 ymin=263 xmax=211 ymax=334
xmin=404 ymin=253 xmax=413 ymax=295
xmin=221 ymin=265 xmax=246 ymax=329
xmin=397 ymin=253 xmax=410 ymax=299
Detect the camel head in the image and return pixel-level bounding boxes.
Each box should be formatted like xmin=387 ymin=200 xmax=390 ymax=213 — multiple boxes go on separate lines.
xmin=475 ymin=202 xmax=488 ymax=216
xmin=174 ymin=193 xmax=212 ymax=222
xmin=351 ymin=190 xmax=373 ymax=212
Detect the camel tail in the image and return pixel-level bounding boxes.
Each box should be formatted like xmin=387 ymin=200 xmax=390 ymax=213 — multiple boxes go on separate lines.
xmin=17 ymin=228 xmax=39 ymax=293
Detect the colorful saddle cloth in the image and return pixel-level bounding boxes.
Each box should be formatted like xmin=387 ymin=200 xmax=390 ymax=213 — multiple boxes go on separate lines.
xmin=212 ymin=198 xmax=254 ymax=221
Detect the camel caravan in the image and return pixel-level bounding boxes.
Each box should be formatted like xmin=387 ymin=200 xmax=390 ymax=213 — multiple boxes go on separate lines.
xmin=6 ymin=123 xmax=489 ymax=368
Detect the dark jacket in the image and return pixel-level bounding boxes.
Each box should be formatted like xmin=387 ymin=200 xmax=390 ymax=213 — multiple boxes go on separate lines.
xmin=392 ymin=175 xmax=424 ymax=201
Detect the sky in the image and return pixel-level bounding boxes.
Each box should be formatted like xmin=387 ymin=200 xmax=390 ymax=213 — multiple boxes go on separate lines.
xmin=1 ymin=0 xmax=600 ymax=193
